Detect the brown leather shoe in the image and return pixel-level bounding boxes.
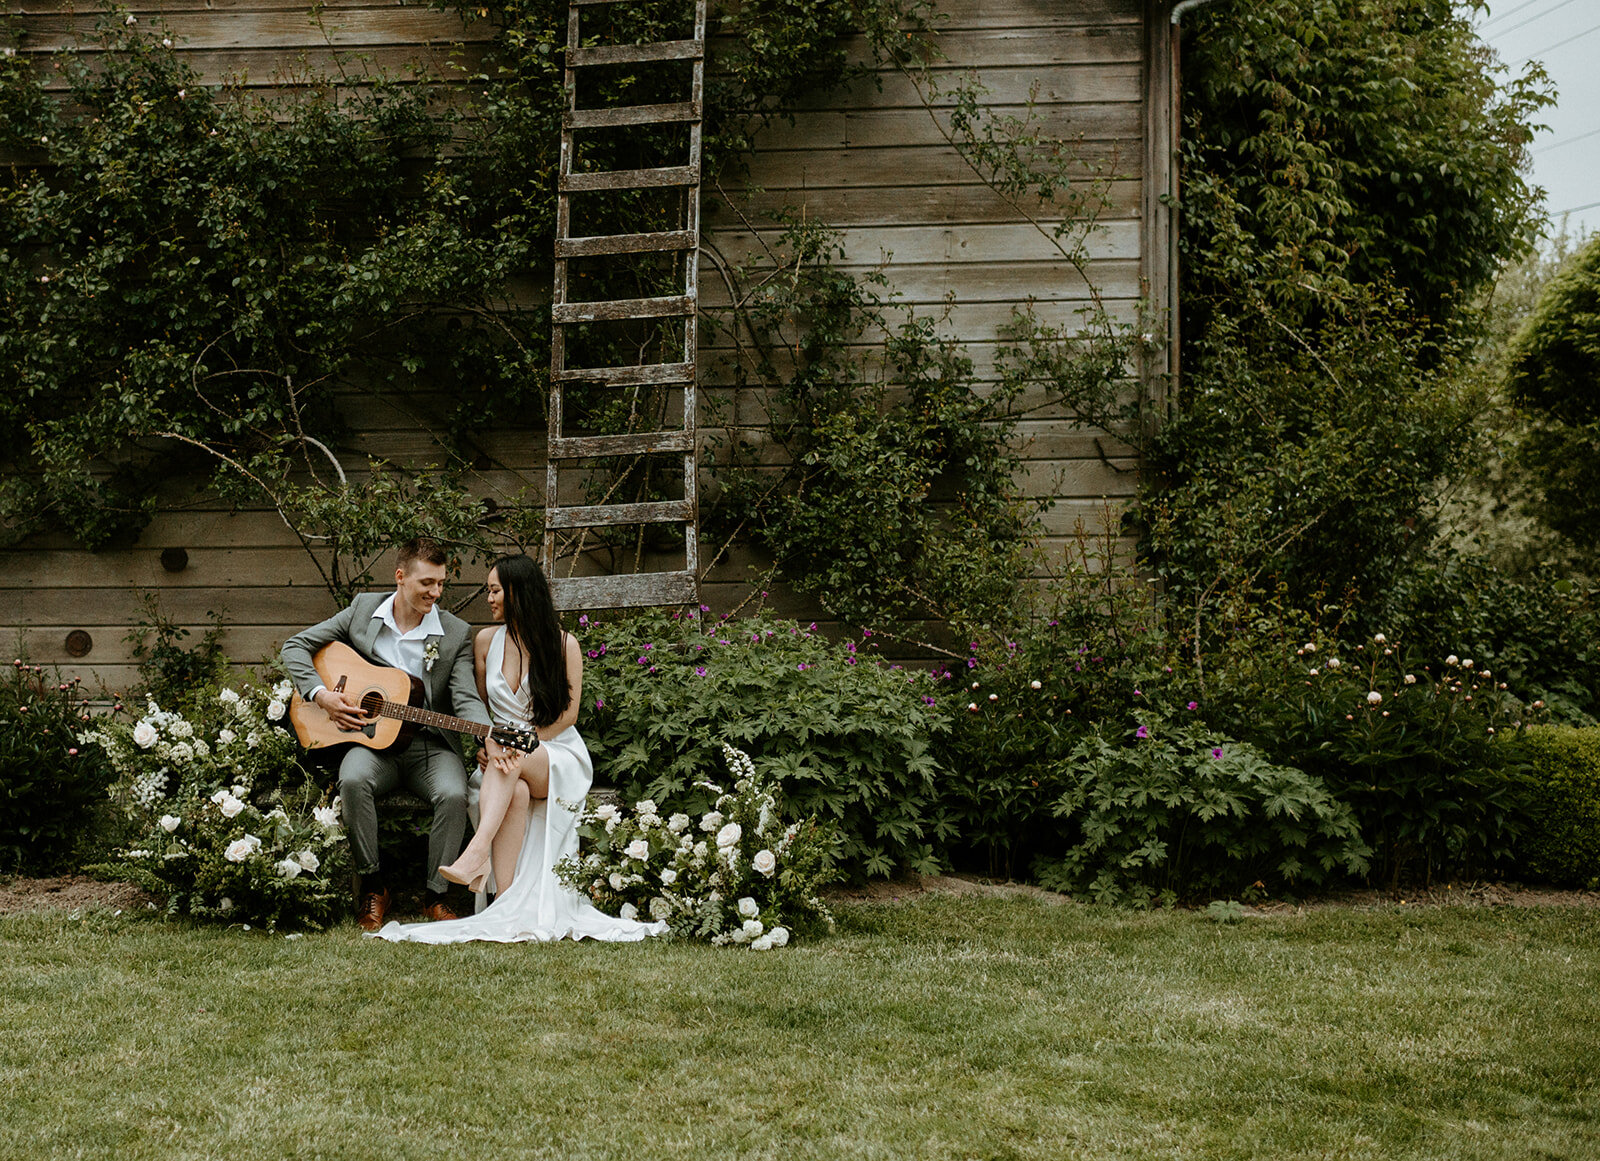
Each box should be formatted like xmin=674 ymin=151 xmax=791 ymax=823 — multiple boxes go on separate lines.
xmin=357 ymin=887 xmax=392 ymax=932
xmin=421 ymin=899 xmax=460 ymax=923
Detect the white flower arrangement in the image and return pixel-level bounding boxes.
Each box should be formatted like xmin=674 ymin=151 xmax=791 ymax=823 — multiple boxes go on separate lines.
xmin=558 ymin=744 xmax=837 ymax=948
xmin=422 ymin=640 xmax=440 ymax=672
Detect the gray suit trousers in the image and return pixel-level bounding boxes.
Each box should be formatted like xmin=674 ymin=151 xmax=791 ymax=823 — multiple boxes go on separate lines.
xmin=337 ymin=735 xmax=469 ymax=894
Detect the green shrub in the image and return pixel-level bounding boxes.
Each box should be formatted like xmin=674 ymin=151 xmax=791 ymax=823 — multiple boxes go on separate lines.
xmin=0 ymin=660 xmax=116 ymax=873
xmin=580 ymin=610 xmax=950 ymax=879
xmin=1036 ymin=721 xmax=1370 ymax=906
xmin=1513 ymin=726 xmax=1600 ymax=889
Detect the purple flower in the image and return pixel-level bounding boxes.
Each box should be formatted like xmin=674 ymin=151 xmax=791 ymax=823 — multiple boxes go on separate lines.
xmin=1211 ymin=747 xmax=1224 ymax=760
xmin=847 ymin=657 xmax=857 ymax=666
xmin=923 ymin=696 xmax=936 ymax=706
xmin=642 ymin=643 xmax=652 ymax=651
xmin=1136 ymin=725 xmax=1149 ymax=739
xmin=595 ymin=697 xmax=604 ymax=708
xmin=637 ymin=657 xmax=649 ymax=665
xmin=700 ymin=604 xmax=710 ymax=613
xmin=578 ymin=614 xmax=589 ymax=626
xmin=1133 ymin=689 xmax=1143 ymax=697
xmin=967 ymin=659 xmax=977 ymax=669
xmin=694 ymin=667 xmax=707 ymax=677
xmin=797 ymin=663 xmax=807 ymax=671
xmin=587 ymin=650 xmax=598 ymax=659
xmin=862 ymin=628 xmax=873 ymax=637
xmin=1187 ymin=701 xmax=1198 ymax=711
xmin=808 ymin=622 xmax=817 ymax=631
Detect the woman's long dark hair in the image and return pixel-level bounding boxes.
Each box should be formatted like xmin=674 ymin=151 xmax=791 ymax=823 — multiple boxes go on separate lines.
xmin=492 ymin=554 xmax=571 ymax=728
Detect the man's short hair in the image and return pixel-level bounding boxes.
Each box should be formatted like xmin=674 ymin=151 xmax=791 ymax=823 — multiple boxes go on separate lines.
xmin=396 ymin=537 xmax=449 ymax=573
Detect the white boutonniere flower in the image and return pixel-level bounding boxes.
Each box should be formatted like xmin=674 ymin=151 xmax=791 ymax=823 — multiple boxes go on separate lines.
xmin=423 ymin=640 xmax=440 ymax=673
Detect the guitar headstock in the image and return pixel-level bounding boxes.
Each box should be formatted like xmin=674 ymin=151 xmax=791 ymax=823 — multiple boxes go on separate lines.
xmin=491 ymin=724 xmax=540 ymax=753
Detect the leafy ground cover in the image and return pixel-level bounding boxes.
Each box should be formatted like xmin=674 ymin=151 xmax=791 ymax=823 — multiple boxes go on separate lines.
xmin=1 ymin=890 xmax=1596 ymax=1159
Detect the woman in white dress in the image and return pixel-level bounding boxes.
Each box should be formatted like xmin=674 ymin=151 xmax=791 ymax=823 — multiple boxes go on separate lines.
xmin=374 ymin=554 xmax=665 ymax=944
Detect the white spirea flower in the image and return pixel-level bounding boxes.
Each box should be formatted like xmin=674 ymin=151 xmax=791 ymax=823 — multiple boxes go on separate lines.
xmin=276 ymin=858 xmax=303 ymax=879
xmin=624 ymin=838 xmax=650 ymax=861
xmin=1367 ymin=691 xmax=1383 ymax=705
xmin=158 ymin=814 xmax=181 ymax=833
xmin=667 ymin=812 xmax=690 ymax=833
xmin=218 ymin=728 xmax=236 ymax=746
xmin=619 ymin=902 xmax=639 ymax=921
xmin=312 ymin=805 xmax=340 ymax=828
xmin=693 ymin=841 xmax=708 ymax=859
xmin=660 ymin=868 xmax=678 ymax=886
xmin=738 ymin=896 xmax=759 ymax=918
xmin=700 ymin=811 xmax=724 ymax=833
xmin=169 ymin=719 xmax=194 ymax=739
xmin=752 ymin=849 xmax=777 ymax=876
xmin=191 ymin=739 xmax=210 ymax=759
xmin=634 ymin=799 xmax=658 ymax=817
xmin=716 ymin=822 xmax=742 ymax=849
xmin=769 ymin=926 xmax=790 ymax=947
xmin=132 ymin=722 xmax=158 ymax=749
xmin=266 ymin=700 xmax=286 ymax=721
xmin=294 ymin=850 xmax=320 ymax=872
xmin=218 ymin=794 xmax=246 ymax=819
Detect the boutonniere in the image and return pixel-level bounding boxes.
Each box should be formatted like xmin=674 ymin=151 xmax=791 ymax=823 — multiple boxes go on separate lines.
xmin=423 ymin=640 xmax=440 ymax=673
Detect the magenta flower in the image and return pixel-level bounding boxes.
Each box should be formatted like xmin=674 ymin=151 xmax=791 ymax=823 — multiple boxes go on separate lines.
xmin=1133 ymin=689 xmax=1143 ymax=697
xmin=1187 ymin=701 xmax=1198 ymax=711
xmin=1211 ymin=747 xmax=1224 ymax=760
xmin=797 ymin=663 xmax=808 ymax=671
xmin=700 ymin=604 xmax=710 ymax=612
xmin=594 ymin=698 xmax=604 ymax=708
xmin=578 ymin=614 xmax=589 ymax=626
xmin=637 ymin=656 xmax=648 ymax=665
xmin=1136 ymin=725 xmax=1149 ymax=739
xmin=967 ymin=659 xmax=977 ymax=669
xmin=694 ymin=666 xmax=707 ymax=677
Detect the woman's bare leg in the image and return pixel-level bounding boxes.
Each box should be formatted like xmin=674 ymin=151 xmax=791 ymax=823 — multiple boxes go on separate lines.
xmin=443 ymin=746 xmax=551 ymax=881
xmin=491 ymin=778 xmax=531 ymax=893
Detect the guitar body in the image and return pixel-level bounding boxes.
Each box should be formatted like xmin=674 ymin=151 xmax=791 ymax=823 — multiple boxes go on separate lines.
xmin=287 ymin=641 xmax=424 ymax=754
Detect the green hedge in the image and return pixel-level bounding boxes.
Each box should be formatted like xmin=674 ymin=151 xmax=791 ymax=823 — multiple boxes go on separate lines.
xmin=1515 ymin=727 xmax=1600 ymax=888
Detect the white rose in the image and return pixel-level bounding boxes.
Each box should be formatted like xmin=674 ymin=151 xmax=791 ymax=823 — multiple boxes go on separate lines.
xmin=218 ymin=729 xmax=236 ymax=746
xmin=218 ymin=897 xmax=233 ymax=913
xmin=294 ymin=850 xmax=320 ymax=872
xmin=266 ymin=700 xmax=286 ymax=721
xmin=158 ymin=815 xmax=181 ymax=833
xmin=667 ymin=812 xmax=690 ymax=833
xmin=1373 ymin=633 xmax=1387 ymax=645
xmin=608 ymin=872 xmax=625 ymax=892
xmin=594 ymin=803 xmax=620 ymax=823
xmin=742 ymin=918 xmax=764 ymax=939
xmin=750 ymin=934 xmax=775 ymax=951
xmin=218 ymin=794 xmax=246 ymax=819
xmin=624 ymin=839 xmax=651 ymax=861
xmin=769 ymin=926 xmax=790 ymax=947
xmin=649 ymin=896 xmax=672 ymax=921
xmin=619 ymin=902 xmax=639 ymax=921
xmin=700 ymin=811 xmax=724 ymax=833
xmin=1446 ymin=654 xmax=1459 ymax=666
xmin=273 ymin=679 xmax=292 ymax=700
xmin=132 ymin=722 xmax=158 ymax=749
xmin=224 ymin=837 xmax=257 ymax=863
xmin=313 ymin=805 xmax=340 ymax=828
xmin=660 ymin=868 xmax=678 ymax=886
xmin=245 ymin=732 xmax=262 ymax=749
xmin=276 ymin=858 xmax=303 ymax=879
xmin=752 ymin=849 xmax=777 ymax=877
xmin=210 ymin=789 xmax=228 ymax=805
xmin=716 ymin=822 xmax=742 ymax=849
xmin=219 ymin=688 xmax=240 ymax=705
xmin=737 ymin=896 xmax=759 ymax=918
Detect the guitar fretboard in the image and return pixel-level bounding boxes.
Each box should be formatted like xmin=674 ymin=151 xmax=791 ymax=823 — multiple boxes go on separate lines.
xmin=377 ymin=700 xmax=491 ymax=739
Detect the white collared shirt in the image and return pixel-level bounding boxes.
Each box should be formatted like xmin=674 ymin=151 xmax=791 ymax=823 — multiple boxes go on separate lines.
xmin=309 ymin=593 xmax=442 ymax=701
xmin=369 ymin=592 xmax=443 ymax=678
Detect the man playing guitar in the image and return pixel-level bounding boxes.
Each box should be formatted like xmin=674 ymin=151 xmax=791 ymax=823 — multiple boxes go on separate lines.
xmin=281 ymin=537 xmax=505 ymax=930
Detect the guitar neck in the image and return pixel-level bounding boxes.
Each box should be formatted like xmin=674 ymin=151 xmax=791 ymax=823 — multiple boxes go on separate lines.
xmin=378 ymin=700 xmax=491 ymax=740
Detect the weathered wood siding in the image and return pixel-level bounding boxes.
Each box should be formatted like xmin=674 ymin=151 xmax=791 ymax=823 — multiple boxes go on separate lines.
xmin=1 ymin=0 xmax=1161 ymax=685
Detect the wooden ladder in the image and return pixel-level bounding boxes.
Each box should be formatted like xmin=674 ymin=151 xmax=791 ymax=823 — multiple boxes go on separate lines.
xmin=544 ymin=0 xmax=706 ymax=611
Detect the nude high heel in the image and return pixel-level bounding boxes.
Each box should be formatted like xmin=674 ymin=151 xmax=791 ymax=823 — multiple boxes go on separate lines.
xmin=438 ymin=853 xmax=490 ymax=894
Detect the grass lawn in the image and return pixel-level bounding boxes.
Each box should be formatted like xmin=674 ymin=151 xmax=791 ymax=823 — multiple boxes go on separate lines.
xmin=1 ymin=893 xmax=1596 ymax=1160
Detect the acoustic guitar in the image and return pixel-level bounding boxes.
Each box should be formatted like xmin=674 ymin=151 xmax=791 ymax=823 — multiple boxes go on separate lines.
xmin=287 ymin=641 xmax=538 ymax=755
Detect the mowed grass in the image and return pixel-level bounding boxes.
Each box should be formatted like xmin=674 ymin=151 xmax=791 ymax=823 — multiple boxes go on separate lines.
xmin=1 ymin=895 xmax=1596 ymax=1161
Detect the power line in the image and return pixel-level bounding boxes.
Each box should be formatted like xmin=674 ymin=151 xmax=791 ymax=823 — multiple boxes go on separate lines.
xmin=1493 ymin=0 xmax=1586 ymax=39
xmin=1532 ymin=126 xmax=1600 ymax=154
xmin=1520 ymin=19 xmax=1600 ymax=61
xmin=1479 ymin=0 xmax=1554 ymax=30
xmin=1553 ymin=199 xmax=1600 ymax=216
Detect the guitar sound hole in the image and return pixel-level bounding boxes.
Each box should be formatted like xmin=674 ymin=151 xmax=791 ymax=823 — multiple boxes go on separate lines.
xmin=360 ymin=692 xmax=385 ymax=717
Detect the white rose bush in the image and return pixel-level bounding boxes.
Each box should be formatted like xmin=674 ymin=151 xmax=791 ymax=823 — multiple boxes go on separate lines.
xmin=558 ymin=744 xmax=837 ymax=947
xmin=82 ymin=678 xmax=351 ymax=929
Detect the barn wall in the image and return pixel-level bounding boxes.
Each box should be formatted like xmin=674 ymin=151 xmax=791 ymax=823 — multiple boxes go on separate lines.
xmin=0 ymin=0 xmax=1159 ymax=686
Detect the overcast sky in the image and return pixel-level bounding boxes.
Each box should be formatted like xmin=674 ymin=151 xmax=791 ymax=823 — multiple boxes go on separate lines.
xmin=1473 ymin=0 xmax=1600 ymax=242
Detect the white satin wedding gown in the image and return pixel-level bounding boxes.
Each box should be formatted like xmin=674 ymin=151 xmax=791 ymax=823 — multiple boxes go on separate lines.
xmin=374 ymin=627 xmax=667 ymax=944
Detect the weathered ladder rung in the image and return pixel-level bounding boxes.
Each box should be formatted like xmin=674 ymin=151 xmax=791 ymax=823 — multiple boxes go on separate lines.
xmin=564 ymin=101 xmax=701 ymax=130
xmin=552 ymin=295 xmax=694 ymax=323
xmin=555 ymin=230 xmax=696 ymax=258
xmin=549 ymin=430 xmax=693 ymax=459
xmin=561 ymin=166 xmax=698 ymax=193
xmin=553 ymin=362 xmax=695 ymax=386
xmin=546 ymin=499 xmax=693 ymax=530
xmin=549 ymin=570 xmax=698 ymax=612
xmin=568 ymin=40 xmax=703 ymax=66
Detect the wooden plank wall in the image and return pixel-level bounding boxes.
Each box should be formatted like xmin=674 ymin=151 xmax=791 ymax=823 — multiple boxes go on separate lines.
xmin=0 ymin=0 xmax=1152 ymax=688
